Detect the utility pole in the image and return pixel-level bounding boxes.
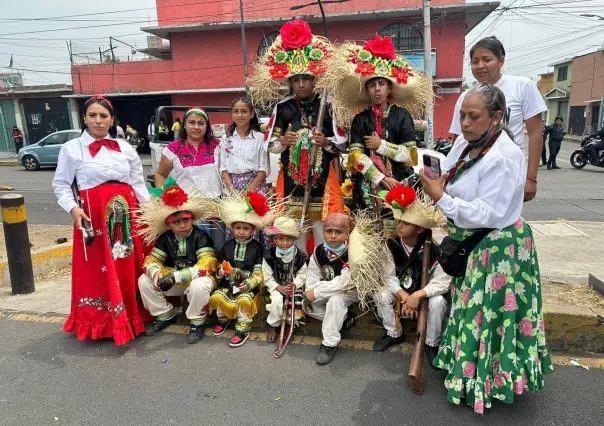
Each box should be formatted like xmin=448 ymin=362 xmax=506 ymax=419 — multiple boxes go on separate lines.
xmin=239 ymin=0 xmax=249 ymax=94
xmin=423 ymin=0 xmax=434 ymax=149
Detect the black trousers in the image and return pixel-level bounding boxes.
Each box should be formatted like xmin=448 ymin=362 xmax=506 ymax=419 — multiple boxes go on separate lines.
xmin=586 ymin=141 xmax=604 ymax=164
xmin=548 ymin=138 xmax=562 ymax=166
xmin=541 ymin=137 xmax=548 ymax=164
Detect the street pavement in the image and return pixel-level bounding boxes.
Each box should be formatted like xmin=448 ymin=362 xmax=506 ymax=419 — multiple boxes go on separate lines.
xmin=0 ymin=319 xmax=602 ymax=426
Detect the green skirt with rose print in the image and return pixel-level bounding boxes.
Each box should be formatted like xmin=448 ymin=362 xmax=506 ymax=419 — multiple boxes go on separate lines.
xmin=433 ymin=218 xmax=553 ymax=414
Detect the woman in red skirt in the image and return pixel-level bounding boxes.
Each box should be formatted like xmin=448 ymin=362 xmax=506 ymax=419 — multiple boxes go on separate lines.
xmin=52 ymin=95 xmax=151 ymax=346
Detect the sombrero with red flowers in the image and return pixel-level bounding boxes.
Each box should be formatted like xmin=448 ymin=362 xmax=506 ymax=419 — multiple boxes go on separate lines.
xmin=215 ymin=189 xmax=276 ymax=230
xmin=317 ymin=34 xmax=432 ymax=128
xmin=250 ymin=19 xmax=333 ymax=105
xmin=379 ymin=185 xmax=445 ymax=229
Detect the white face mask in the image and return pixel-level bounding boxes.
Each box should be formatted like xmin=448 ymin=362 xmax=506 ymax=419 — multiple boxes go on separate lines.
xmin=276 ymin=246 xmax=295 ymax=256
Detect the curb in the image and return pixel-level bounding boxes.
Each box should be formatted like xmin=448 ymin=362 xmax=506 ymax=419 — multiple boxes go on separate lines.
xmin=0 ymin=242 xmax=72 ymax=287
xmin=543 ymin=304 xmax=604 ymax=353
xmin=0 ymin=161 xmax=19 ymax=167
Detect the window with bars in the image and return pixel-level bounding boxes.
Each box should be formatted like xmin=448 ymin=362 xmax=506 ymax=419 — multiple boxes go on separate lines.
xmin=557 ymin=65 xmax=568 ymax=82
xmin=257 ymin=31 xmax=280 ymax=58
xmin=379 ymin=23 xmax=423 ymax=52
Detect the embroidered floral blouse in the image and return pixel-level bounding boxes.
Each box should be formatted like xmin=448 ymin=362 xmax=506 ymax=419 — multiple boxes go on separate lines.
xmin=219 ymin=130 xmax=268 ymax=175
xmin=162 ymin=139 xmax=222 ymax=198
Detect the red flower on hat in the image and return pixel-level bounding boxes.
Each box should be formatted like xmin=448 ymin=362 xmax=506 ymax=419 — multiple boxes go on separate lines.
xmin=363 ymin=34 xmax=397 ymax=60
xmin=385 ymin=185 xmax=416 ymax=210
xmin=392 ymin=67 xmax=410 ymax=84
xmin=355 ymin=62 xmax=376 ymax=76
xmin=270 ymin=63 xmax=289 ymax=80
xmin=309 ymin=60 xmax=327 ymax=76
xmin=280 ymin=20 xmax=313 ymax=50
xmin=161 ymin=186 xmax=188 ymax=207
xmin=246 ymin=191 xmax=270 ymax=216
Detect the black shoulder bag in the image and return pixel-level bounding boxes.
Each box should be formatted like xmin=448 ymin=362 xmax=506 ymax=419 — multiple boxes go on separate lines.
xmin=436 ymin=228 xmax=493 ymax=277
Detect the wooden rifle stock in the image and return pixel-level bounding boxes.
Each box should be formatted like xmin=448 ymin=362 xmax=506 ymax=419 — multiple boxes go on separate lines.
xmin=408 ymin=229 xmax=432 ymax=394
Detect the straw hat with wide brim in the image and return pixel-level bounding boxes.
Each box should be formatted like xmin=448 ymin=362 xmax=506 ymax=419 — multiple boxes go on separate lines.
xmin=316 ymin=36 xmax=432 ymax=129
xmin=265 ymin=216 xmax=303 ymax=239
xmin=215 ymin=190 xmax=275 ymax=230
xmin=379 ymin=185 xmax=446 ymax=230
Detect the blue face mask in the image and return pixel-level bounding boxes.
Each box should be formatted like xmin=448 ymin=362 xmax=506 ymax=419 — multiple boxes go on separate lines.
xmin=276 ymin=246 xmax=295 ymax=256
xmin=323 ymin=242 xmax=346 ymax=253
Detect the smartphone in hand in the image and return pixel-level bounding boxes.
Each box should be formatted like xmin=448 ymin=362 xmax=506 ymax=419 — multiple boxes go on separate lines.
xmin=422 ymin=154 xmax=442 ymax=180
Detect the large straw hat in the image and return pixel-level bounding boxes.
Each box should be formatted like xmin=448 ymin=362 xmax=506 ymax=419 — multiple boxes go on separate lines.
xmin=317 ymin=34 xmax=432 ymax=129
xmin=249 ymin=19 xmax=333 ymax=106
xmin=265 ymin=216 xmax=302 ymax=239
xmin=379 ymin=185 xmax=446 ymax=229
xmin=136 ymin=177 xmax=215 ymax=244
xmin=215 ymin=190 xmax=275 ymax=230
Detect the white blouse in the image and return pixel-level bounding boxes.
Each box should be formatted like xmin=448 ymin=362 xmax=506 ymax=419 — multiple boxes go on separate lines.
xmin=219 ymin=130 xmax=268 ymax=175
xmin=436 ymin=131 xmax=526 ymax=230
xmin=53 ymin=131 xmax=150 ymax=214
xmin=162 ymin=139 xmax=222 ymax=198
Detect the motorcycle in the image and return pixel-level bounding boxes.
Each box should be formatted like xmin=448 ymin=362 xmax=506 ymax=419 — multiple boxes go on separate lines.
xmin=570 ymin=137 xmax=604 ymax=169
xmin=433 ymin=137 xmax=453 ymax=157
xmin=126 ymin=132 xmax=145 ymax=152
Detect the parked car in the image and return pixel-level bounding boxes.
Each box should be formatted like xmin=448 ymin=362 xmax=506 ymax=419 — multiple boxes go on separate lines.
xmin=18 ymin=129 xmax=82 ymax=171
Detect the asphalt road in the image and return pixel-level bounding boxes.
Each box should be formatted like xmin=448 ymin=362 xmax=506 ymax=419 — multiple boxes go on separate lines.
xmin=0 ymin=140 xmax=603 ymax=224
xmin=0 ymin=320 xmax=602 ymax=426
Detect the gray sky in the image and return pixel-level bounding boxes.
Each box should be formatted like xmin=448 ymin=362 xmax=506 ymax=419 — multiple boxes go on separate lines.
xmin=1 ymin=0 xmax=603 ymax=86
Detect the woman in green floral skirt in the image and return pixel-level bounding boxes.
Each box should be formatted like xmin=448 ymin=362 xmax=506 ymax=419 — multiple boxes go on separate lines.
xmin=420 ymin=83 xmax=552 ymax=414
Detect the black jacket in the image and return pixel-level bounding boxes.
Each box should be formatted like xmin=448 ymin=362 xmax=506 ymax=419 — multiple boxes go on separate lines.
xmin=589 ymin=127 xmax=604 ymax=141
xmin=545 ymin=124 xmax=566 ymax=141
xmin=153 ymin=227 xmax=214 ymax=270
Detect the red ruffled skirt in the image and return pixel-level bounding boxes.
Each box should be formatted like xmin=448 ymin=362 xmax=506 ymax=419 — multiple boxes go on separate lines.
xmin=64 ymin=182 xmax=150 ymax=346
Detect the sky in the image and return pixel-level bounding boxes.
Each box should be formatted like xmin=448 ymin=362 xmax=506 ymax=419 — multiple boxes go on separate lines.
xmin=1 ymin=0 xmax=604 ymax=86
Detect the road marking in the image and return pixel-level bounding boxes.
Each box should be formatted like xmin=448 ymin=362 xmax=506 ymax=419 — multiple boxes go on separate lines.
xmin=1 ymin=309 xmax=602 ymax=366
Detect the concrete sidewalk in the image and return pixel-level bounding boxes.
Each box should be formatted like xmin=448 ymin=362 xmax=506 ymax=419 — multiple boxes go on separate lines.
xmin=1 ymin=221 xmax=602 ymax=352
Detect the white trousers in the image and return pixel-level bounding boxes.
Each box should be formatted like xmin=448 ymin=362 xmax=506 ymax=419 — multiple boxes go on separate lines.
xmin=374 ymin=289 xmax=448 ymax=347
xmin=306 ymin=291 xmax=357 ymax=347
xmin=266 ymin=290 xmax=285 ymax=327
xmin=138 ymin=274 xmax=214 ymax=322
xmin=296 ymin=220 xmax=324 ymax=255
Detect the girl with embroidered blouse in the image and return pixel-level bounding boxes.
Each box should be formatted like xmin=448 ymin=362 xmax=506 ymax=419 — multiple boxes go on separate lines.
xmin=219 ymin=97 xmax=271 ymax=248
xmin=155 ymin=107 xmax=224 ymax=250
xmin=420 ymin=84 xmax=552 ymax=414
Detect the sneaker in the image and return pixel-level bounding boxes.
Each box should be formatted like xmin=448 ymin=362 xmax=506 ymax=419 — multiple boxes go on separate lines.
xmin=553 ymin=165 xmax=561 ymax=169
xmin=144 ymin=315 xmax=176 ymax=336
xmin=266 ymin=326 xmax=279 ymax=343
xmin=372 ymin=333 xmax=404 ymax=352
xmin=212 ymin=320 xmax=232 ymax=336
xmin=316 ymin=344 xmax=337 ymax=365
xmin=547 ymin=163 xmax=552 ymax=170
xmin=187 ymin=324 xmax=205 ymax=344
xmin=425 ymin=345 xmax=441 ymax=370
xmin=229 ymin=332 xmax=249 ymax=347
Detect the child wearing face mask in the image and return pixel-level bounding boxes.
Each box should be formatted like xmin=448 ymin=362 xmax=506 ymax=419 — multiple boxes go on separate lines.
xmin=263 ymin=217 xmax=308 ymax=343
xmin=304 ymin=213 xmax=357 ymax=365
xmin=209 ymin=191 xmax=272 ymax=347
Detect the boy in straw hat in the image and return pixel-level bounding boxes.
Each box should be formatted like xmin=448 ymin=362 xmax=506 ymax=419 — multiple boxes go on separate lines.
xmin=250 ymin=19 xmax=348 ymax=254
xmin=208 ymin=190 xmax=271 ymax=347
xmin=318 ymin=34 xmax=431 ymax=211
xmin=304 ymin=213 xmax=357 ymax=365
xmin=137 ymin=178 xmax=217 ymax=344
xmin=263 ymin=216 xmax=308 ymax=343
xmin=372 ymin=185 xmax=450 ymax=362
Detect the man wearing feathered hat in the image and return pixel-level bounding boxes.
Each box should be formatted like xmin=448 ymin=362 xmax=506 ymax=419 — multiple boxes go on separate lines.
xmin=372 ymin=185 xmax=449 ymax=362
xmin=250 ymin=19 xmax=348 ymax=254
xmin=319 ymin=34 xmax=431 ymax=212
xmin=137 ymin=178 xmax=217 ymax=344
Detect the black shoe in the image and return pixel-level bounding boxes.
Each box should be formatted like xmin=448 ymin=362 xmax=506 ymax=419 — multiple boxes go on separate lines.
xmin=187 ymin=324 xmax=205 ymax=344
xmin=316 ymin=344 xmax=337 ymax=365
xmin=373 ymin=333 xmax=404 ymax=352
xmin=144 ymin=315 xmax=177 ymax=336
xmin=547 ymin=162 xmax=552 ymax=170
xmin=553 ymin=165 xmax=561 ymax=169
xmin=425 ymin=345 xmax=440 ymax=370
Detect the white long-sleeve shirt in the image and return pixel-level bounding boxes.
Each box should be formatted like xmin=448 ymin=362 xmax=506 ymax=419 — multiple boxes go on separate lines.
xmin=436 ymin=131 xmax=526 ymax=230
xmin=306 ymin=252 xmax=352 ymax=300
xmin=383 ymin=242 xmax=450 ymax=298
xmin=219 ymin=130 xmax=269 ymax=175
xmin=52 ymin=131 xmax=150 ymax=213
xmin=262 ymin=259 xmax=307 ymax=292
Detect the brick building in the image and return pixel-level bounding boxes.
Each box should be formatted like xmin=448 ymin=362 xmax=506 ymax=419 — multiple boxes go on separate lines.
xmin=68 ymin=0 xmax=499 ymax=139
xmin=569 ymin=49 xmax=604 ymax=135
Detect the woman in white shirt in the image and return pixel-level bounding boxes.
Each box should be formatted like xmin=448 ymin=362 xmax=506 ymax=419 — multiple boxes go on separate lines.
xmin=449 ymin=36 xmax=546 ymax=202
xmin=421 ymin=84 xmax=552 ymax=414
xmin=219 ymin=97 xmax=271 ymax=247
xmin=52 ymin=95 xmax=150 ymax=346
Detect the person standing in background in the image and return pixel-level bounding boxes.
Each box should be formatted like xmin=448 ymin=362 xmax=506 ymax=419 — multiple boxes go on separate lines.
xmin=172 ymin=117 xmax=182 ymax=141
xmin=543 ymin=116 xmax=566 ymax=170
xmin=11 ymin=126 xmax=23 ymax=154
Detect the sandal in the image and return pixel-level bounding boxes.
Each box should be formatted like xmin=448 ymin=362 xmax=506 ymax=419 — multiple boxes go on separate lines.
xmin=266 ymin=326 xmax=279 ymax=343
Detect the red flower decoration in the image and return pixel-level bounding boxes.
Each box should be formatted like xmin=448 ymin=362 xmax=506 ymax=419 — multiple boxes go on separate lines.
xmin=309 ymin=60 xmax=327 ymax=76
xmin=161 ymin=186 xmax=188 ymax=207
xmin=246 ymin=191 xmax=270 ymax=216
xmin=356 ymin=163 xmax=365 ymax=172
xmin=264 ymin=113 xmax=275 ymax=141
xmin=355 ymin=62 xmax=376 ymax=76
xmin=385 ymin=185 xmax=416 ymax=208
xmin=270 ymin=63 xmax=289 ymax=80
xmin=363 ymin=34 xmax=397 ymax=60
xmin=280 ymin=19 xmax=313 ymax=50
xmin=392 ymin=67 xmax=410 ymax=84
xmin=337 ymin=127 xmax=346 ymax=137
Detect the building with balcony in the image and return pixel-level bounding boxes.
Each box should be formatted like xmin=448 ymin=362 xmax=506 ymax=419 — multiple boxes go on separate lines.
xmin=67 ymin=0 xmax=499 ymax=140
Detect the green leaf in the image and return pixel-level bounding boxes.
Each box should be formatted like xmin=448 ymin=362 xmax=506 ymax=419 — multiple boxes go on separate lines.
xmin=378 ymin=190 xmax=388 ymax=199
xmin=517 ymin=341 xmax=525 ymax=350
xmin=522 ymin=272 xmax=531 ymax=281
xmin=519 ymin=294 xmax=528 ymax=304
xmin=508 ymin=353 xmax=516 ymax=359
xmin=482 ymin=329 xmax=489 ymax=339
xmin=461 ymin=333 xmax=467 ymax=343
xmin=503 ymin=318 xmax=511 ymax=327
xmin=491 ymin=246 xmax=500 ymax=254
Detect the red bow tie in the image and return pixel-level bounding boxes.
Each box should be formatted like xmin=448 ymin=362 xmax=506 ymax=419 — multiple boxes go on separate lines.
xmin=89 ymin=139 xmax=121 ymax=157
